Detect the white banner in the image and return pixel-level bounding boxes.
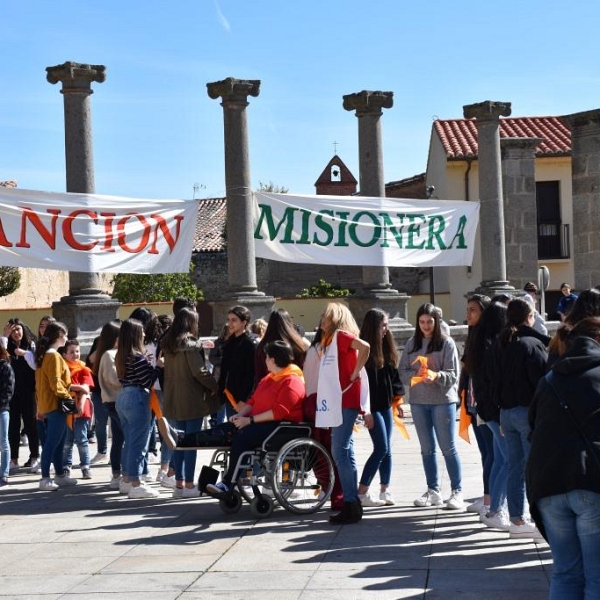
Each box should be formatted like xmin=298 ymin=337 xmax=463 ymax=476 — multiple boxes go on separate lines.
xmin=253 ymin=192 xmax=479 ymax=267
xmin=0 ymin=188 xmax=198 ymax=273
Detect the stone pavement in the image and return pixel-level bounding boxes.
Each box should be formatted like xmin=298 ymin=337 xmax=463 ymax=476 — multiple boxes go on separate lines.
xmin=0 ymin=414 xmax=551 ymax=599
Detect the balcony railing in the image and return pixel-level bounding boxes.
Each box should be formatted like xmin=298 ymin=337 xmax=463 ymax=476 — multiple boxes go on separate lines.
xmin=538 ymin=222 xmax=570 ymax=259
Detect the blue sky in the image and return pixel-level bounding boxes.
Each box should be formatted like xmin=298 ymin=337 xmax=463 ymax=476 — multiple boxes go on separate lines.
xmin=2 ymin=1 xmax=599 ymax=200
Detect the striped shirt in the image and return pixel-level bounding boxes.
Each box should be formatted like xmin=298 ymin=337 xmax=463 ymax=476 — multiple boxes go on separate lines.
xmin=119 ymin=353 xmax=161 ymax=389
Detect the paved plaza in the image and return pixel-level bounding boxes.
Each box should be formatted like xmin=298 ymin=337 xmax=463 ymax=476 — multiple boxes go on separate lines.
xmin=0 ymin=413 xmax=551 ymax=599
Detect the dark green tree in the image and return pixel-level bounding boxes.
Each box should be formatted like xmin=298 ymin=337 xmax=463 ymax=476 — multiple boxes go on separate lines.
xmin=111 ymin=264 xmax=202 ymax=304
xmin=0 ymin=267 xmax=21 ymax=298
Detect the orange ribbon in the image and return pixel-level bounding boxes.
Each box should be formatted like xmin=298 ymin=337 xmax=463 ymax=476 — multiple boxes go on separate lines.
xmin=224 ymin=388 xmax=238 ymax=410
xmin=410 ymin=356 xmax=430 ymax=387
xmin=458 ymin=388 xmax=472 ymax=443
xmin=149 ymin=388 xmax=163 ymax=419
xmin=391 ymin=396 xmax=410 ymax=440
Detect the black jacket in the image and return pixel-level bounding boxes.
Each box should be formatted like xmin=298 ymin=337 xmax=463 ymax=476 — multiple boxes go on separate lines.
xmin=366 ymin=363 xmax=405 ymax=413
xmin=0 ymin=359 xmax=15 ymax=412
xmin=218 ymin=332 xmax=257 ymax=404
xmin=526 ymin=336 xmax=600 ymax=536
xmin=491 ymin=325 xmax=548 ymax=410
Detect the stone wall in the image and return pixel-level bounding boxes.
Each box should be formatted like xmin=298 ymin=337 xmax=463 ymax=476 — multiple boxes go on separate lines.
xmin=192 ymin=252 xmax=425 ymax=301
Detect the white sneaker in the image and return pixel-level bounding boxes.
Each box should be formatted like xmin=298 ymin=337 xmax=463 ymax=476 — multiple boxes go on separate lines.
xmin=39 ymin=478 xmax=58 ymax=491
xmin=480 ymin=510 xmax=510 ymax=531
xmin=445 ymin=489 xmax=464 ymax=510
xmin=141 ymin=472 xmax=154 ymax=483
xmin=28 ymin=458 xmax=41 ymax=474
xmin=466 ymin=497 xmax=485 ymax=513
xmin=379 ymin=491 xmax=396 ymax=506
xmin=509 ymin=522 xmax=544 ymax=540
xmin=182 ymin=486 xmax=200 ymax=498
xmin=161 ymin=475 xmax=176 ymax=489
xmin=128 ymin=484 xmax=159 ymax=499
xmin=90 ymin=452 xmax=108 ymax=465
xmin=358 ymin=492 xmax=386 ymax=507
xmin=414 ymin=488 xmax=443 ymax=507
xmin=172 ymin=487 xmax=184 ymax=498
xmin=155 ymin=469 xmax=168 ymax=483
xmin=119 ymin=480 xmax=132 ymax=495
xmin=55 ymin=474 xmax=78 ymax=487
xmin=109 ymin=477 xmax=121 ymax=490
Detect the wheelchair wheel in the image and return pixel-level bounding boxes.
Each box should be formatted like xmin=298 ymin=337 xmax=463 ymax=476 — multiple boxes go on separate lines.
xmin=219 ymin=490 xmax=243 ymax=514
xmin=250 ymin=494 xmax=275 ymax=518
xmin=272 ymin=438 xmax=334 ymax=514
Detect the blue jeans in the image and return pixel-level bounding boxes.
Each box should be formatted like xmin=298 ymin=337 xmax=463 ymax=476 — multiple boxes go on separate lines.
xmin=41 ymin=410 xmax=68 ymax=479
xmin=538 ymin=490 xmax=600 ymax=600
xmin=472 ymin=418 xmax=494 ymax=496
xmin=411 ymin=402 xmax=462 ymax=492
xmin=90 ymin=389 xmax=109 ymax=454
xmin=63 ymin=418 xmax=91 ymax=469
xmin=0 ymin=410 xmax=10 ymax=480
xmin=173 ymin=418 xmax=203 ymax=484
xmin=500 ymin=406 xmax=531 ymax=520
xmin=486 ymin=420 xmax=508 ymax=513
xmin=116 ymin=386 xmax=151 ymax=483
xmin=359 ymin=407 xmax=393 ymax=488
xmin=107 ymin=403 xmax=124 ymax=477
xmin=331 ymin=408 xmax=359 ymax=502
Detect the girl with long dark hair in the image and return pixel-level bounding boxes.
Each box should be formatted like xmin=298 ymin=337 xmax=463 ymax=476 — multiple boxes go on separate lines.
xmin=160 ymin=307 xmax=218 ymax=498
xmin=115 ymin=319 xmax=163 ymax=499
xmin=35 ymin=321 xmax=77 ymax=491
xmin=357 ymin=309 xmax=404 ymax=507
xmin=399 ymin=303 xmax=462 ymax=510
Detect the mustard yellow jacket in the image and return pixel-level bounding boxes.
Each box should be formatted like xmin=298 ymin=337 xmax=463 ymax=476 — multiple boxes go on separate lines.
xmin=35 ymin=349 xmax=72 ymax=414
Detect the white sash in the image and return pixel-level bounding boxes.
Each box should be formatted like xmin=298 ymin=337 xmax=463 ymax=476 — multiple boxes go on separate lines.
xmin=316 ymin=331 xmax=343 ymax=427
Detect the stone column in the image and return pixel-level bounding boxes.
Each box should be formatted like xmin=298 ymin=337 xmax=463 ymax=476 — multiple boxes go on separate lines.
xmin=343 ymin=90 xmax=410 ymax=328
xmin=463 ymin=100 xmax=515 ymax=297
xmin=501 ymin=137 xmax=542 ymax=290
xmin=207 ymin=78 xmax=274 ymax=330
xmin=46 ymin=61 xmax=120 ymax=339
xmin=562 ymin=109 xmax=600 ymax=290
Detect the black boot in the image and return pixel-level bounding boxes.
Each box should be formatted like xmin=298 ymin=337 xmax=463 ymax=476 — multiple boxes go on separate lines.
xmin=329 ymin=501 xmax=361 ymax=524
xmin=355 ymin=498 xmax=364 ymax=518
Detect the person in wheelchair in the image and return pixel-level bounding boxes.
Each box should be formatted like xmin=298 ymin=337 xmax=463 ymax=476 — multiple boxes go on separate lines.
xmin=162 ymin=340 xmax=306 ymax=499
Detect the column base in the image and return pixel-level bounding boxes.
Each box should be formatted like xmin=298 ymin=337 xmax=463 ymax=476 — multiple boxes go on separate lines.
xmin=347 ymin=290 xmax=412 ymax=331
xmin=211 ymin=292 xmax=276 ymax=334
xmin=471 ymin=281 xmax=515 ymax=299
xmin=52 ymin=293 xmax=121 ymax=349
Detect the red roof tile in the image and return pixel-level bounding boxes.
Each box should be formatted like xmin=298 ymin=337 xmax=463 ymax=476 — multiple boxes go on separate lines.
xmin=193 ymin=197 xmax=226 ymax=252
xmin=434 ymin=116 xmax=571 ymax=159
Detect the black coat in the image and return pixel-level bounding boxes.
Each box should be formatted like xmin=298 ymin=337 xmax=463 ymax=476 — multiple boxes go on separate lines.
xmin=218 ymin=332 xmax=257 ymax=404
xmin=526 ymin=336 xmax=600 ymax=536
xmin=491 ymin=325 xmax=548 ymax=411
xmin=0 ymin=359 xmax=15 ymax=412
xmin=366 ymin=363 xmax=405 ymax=413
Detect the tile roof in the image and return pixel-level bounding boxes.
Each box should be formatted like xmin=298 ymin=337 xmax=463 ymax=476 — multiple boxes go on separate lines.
xmin=193 ymin=197 xmax=227 ymax=252
xmin=434 ymin=116 xmax=571 ymax=159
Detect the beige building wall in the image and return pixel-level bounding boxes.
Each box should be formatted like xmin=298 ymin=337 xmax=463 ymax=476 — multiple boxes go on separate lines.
xmin=0 ymin=268 xmax=114 ymax=310
xmin=426 ymin=152 xmax=575 ymax=323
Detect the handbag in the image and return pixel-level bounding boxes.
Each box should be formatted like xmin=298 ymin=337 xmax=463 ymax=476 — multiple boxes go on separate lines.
xmin=59 ymin=397 xmax=78 ymax=415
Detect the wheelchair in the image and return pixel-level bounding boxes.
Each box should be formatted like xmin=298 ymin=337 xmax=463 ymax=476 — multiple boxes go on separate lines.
xmin=201 ymin=422 xmax=335 ymax=518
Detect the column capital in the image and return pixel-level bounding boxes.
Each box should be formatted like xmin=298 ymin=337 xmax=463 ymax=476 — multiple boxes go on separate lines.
xmin=343 ymin=90 xmax=393 ymax=116
xmin=463 ymin=100 xmax=511 ymax=122
xmin=46 ymin=61 xmax=106 ymax=94
xmin=207 ymin=78 xmax=260 ymax=105
xmin=562 ymin=109 xmax=600 ymax=129
xmin=501 ymin=137 xmax=543 ymax=158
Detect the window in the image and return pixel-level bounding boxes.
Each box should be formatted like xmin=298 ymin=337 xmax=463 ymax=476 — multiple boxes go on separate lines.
xmin=330 ymin=165 xmax=341 ymax=182
xmin=536 ymin=181 xmax=569 ymax=259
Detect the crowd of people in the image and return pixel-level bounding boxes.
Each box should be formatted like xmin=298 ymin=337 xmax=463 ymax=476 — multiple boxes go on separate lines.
xmin=1 ymin=288 xmax=600 ymax=597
